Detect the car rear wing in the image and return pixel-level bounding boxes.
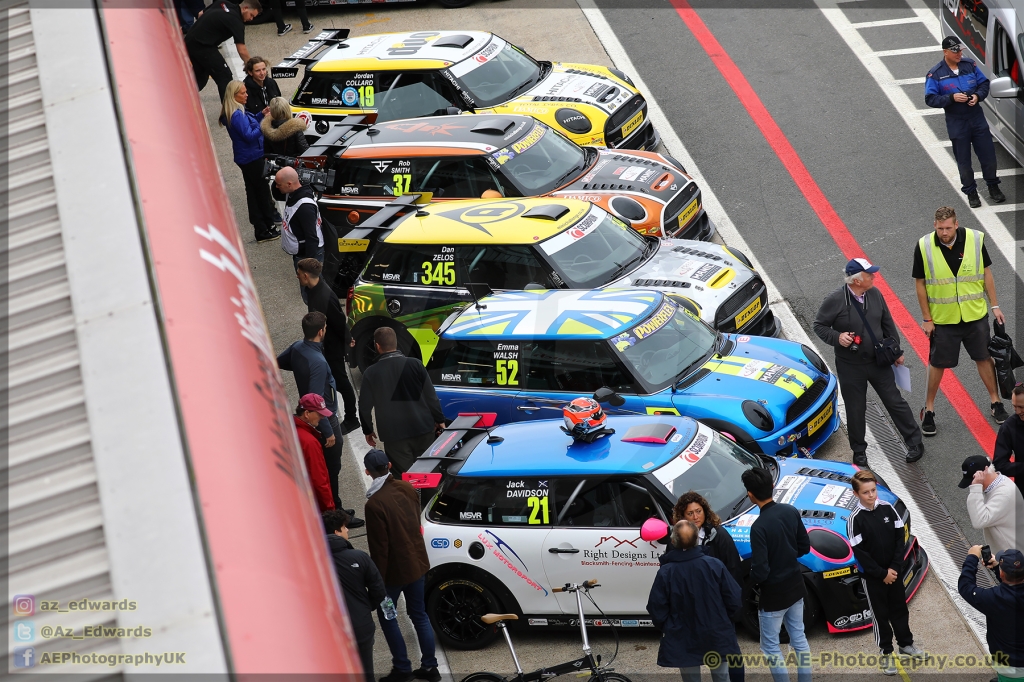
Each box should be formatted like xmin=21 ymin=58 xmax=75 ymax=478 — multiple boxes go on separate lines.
xmin=403 ymin=414 xmax=499 ymax=489
xmin=271 ymin=28 xmax=350 ymax=79
xmin=304 ymin=116 xmax=371 ymax=158
xmin=341 ymin=192 xmax=433 ymax=247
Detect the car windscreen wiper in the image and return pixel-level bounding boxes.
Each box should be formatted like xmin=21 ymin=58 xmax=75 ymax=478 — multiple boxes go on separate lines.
xmin=506 ymin=75 xmax=539 ymax=100
xmin=673 ymin=343 xmax=718 ymax=390
xmin=726 ymin=495 xmax=752 ymax=520
xmin=550 ymin=158 xmax=589 ymax=189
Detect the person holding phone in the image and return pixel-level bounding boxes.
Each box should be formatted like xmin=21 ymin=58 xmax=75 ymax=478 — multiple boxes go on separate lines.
xmin=960 ymin=455 xmax=1024 ymax=555
xmin=958 ymin=546 xmax=1024 ymax=682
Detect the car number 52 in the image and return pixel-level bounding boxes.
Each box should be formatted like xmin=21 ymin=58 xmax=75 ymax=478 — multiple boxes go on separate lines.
xmin=496 ymin=359 xmax=519 ymax=386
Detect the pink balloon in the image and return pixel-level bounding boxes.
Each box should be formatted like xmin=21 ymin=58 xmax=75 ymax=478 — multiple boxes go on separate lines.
xmin=641 ymin=517 xmax=669 ymax=542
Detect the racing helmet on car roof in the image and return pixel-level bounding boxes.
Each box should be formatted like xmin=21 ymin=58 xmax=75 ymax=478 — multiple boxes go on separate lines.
xmin=563 ymin=397 xmax=607 ymax=440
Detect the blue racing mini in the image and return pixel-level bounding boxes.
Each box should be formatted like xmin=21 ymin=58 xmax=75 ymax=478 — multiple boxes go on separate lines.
xmin=408 ymin=413 xmax=928 ymax=649
xmin=425 ymin=288 xmax=839 ymax=457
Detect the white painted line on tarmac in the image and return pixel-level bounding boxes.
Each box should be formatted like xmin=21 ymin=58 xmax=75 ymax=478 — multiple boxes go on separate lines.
xmin=977 ymin=167 xmax=1024 ymax=177
xmin=870 ymin=45 xmax=941 ymax=57
xmin=910 ymin=108 xmax=945 ymax=116
xmin=892 ymin=77 xmax=926 ymax=85
xmin=817 ymin=0 xmax=1019 ymax=271
xmin=851 ymin=16 xmax=924 ymax=28
xmin=990 ymin=203 xmax=1024 ymax=213
xmin=580 ymin=0 xmax=988 ymax=652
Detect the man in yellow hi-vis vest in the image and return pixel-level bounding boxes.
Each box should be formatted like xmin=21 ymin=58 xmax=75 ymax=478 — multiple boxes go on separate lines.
xmin=913 ymin=206 xmax=1007 ymax=437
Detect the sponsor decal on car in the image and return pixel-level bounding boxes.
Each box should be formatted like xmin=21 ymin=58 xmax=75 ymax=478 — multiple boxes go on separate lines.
xmin=431 ymin=538 xmax=450 ymax=549
xmin=385 ymin=121 xmax=466 ymax=136
xmin=460 ymin=511 xmax=481 ymax=520
xmin=580 ymin=158 xmax=610 ymax=183
xmin=618 ymin=166 xmax=645 ymax=182
xmin=773 ymin=475 xmax=810 ymax=505
xmin=814 ymin=484 xmax=846 ymax=507
xmin=386 ymin=31 xmax=441 ymax=57
xmin=528 ymin=618 xmax=548 ymax=626
xmin=823 ymin=567 xmax=852 ymax=579
xmin=631 ymin=300 xmax=677 ymax=340
xmin=453 ymin=539 xmax=463 ymax=548
xmin=479 ymin=531 xmax=549 ymax=596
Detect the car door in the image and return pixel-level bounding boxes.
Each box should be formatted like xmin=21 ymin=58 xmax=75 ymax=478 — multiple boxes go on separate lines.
xmin=989 ymin=17 xmax=1024 ymax=160
xmin=426 ymin=340 xmax=519 ymax=423
xmin=541 ymin=476 xmax=666 ymax=616
xmin=512 ymin=340 xmax=647 ymax=421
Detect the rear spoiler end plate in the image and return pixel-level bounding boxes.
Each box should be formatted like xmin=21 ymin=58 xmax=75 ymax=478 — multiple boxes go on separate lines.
xmin=402 ymin=414 xmax=498 ymax=488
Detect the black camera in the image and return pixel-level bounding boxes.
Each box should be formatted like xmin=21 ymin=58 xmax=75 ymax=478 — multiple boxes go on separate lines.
xmin=263 ymin=155 xmax=335 ymax=193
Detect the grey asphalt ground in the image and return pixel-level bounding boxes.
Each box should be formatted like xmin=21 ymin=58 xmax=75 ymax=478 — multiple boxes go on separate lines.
xmin=198 ymin=0 xmax=992 ymax=678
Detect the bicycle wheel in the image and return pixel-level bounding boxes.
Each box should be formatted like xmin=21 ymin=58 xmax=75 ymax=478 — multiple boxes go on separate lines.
xmin=589 ymin=673 xmax=632 ymax=682
xmin=460 ymin=673 xmax=506 ymax=682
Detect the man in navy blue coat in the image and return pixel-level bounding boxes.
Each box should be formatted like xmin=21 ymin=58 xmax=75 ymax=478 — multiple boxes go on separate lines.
xmin=647 ymin=520 xmax=743 ymax=682
xmin=925 ymin=35 xmax=1005 ymax=208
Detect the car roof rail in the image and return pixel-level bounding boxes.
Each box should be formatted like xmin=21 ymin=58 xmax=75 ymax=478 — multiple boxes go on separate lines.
xmin=403 ymin=413 xmax=499 ymax=488
xmin=304 ymin=115 xmax=371 ymax=158
xmin=271 ymin=29 xmax=351 ymax=79
xmin=342 ymin=192 xmax=433 ymax=241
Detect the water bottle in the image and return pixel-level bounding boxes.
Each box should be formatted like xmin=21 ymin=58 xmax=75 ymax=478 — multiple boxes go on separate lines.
xmin=381 ymin=596 xmax=398 ymax=621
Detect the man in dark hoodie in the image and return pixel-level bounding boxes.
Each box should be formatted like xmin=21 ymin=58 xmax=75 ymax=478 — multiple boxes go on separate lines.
xmin=993 ymin=385 xmax=1024 ymax=500
xmin=814 ymin=258 xmax=922 ymax=466
xmin=647 ymin=520 xmax=742 ymax=682
xmin=959 ymin=546 xmax=1024 ymax=682
xmin=323 ymin=509 xmax=385 ymax=682
xmin=242 ymin=56 xmax=281 ymax=114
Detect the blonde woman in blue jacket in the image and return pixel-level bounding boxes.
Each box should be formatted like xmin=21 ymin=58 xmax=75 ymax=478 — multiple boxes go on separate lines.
xmin=220 ymin=81 xmax=279 ymax=242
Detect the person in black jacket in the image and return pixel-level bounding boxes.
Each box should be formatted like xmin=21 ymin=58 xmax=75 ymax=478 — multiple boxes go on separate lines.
xmin=323 ymin=509 xmax=385 ymax=682
xmin=673 ymin=491 xmax=741 ymax=585
xmin=958 ymin=546 xmax=1024 ymax=678
xmin=993 ymin=386 xmax=1024 ymax=500
xmin=814 ymin=258 xmax=922 ymax=466
xmin=848 ymin=470 xmax=923 ymax=675
xmin=742 ymin=467 xmax=811 ymax=682
xmin=647 ymin=520 xmax=743 ymax=682
xmin=243 ymin=56 xmax=281 ymax=114
xmin=262 ymin=97 xmax=309 ymax=156
xmin=275 ymin=167 xmax=324 ymax=302
xmin=297 ymin=258 xmax=358 ymax=434
xmin=360 ymin=327 xmax=445 ymax=473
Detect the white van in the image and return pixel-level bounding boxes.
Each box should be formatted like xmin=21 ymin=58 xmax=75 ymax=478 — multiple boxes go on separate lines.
xmin=940 ymin=0 xmax=1024 ymax=164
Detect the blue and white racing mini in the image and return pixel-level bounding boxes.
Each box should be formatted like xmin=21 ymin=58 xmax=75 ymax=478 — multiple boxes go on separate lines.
xmin=426 ymin=288 xmax=839 ymax=458
xmin=408 ymin=414 xmax=929 ymax=650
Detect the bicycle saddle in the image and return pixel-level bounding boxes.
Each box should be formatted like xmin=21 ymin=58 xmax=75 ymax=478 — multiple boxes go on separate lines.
xmin=480 ymin=613 xmax=519 ymax=624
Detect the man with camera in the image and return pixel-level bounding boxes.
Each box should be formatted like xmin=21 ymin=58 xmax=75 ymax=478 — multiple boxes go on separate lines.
xmin=814 ymin=258 xmax=923 ymax=466
xmin=959 ymin=455 xmax=1024 ymax=556
xmin=958 ymin=546 xmax=1024 ymax=682
xmin=274 ymin=166 xmax=324 ymax=293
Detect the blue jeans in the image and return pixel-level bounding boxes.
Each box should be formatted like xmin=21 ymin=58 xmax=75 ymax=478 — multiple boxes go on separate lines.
xmin=758 ymin=599 xmax=811 ymax=682
xmin=681 ymin=661 xmax=729 ymax=682
xmin=377 ymin=577 xmax=437 ymax=672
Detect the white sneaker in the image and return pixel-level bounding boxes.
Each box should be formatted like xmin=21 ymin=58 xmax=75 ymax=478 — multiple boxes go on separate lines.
xmin=899 ymin=644 xmax=925 ymax=658
xmin=880 ymin=654 xmax=898 ymax=676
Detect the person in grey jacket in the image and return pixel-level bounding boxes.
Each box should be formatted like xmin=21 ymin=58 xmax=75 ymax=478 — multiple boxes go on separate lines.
xmin=359 ymin=327 xmax=445 ymax=473
xmin=813 ymin=258 xmax=923 ymax=466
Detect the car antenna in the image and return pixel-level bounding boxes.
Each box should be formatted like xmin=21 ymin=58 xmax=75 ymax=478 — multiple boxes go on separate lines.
xmin=465 ymin=282 xmax=493 ymax=311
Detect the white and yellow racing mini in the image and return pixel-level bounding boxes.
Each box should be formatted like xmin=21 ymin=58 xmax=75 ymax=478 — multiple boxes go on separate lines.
xmin=272 ymin=29 xmax=659 ymax=149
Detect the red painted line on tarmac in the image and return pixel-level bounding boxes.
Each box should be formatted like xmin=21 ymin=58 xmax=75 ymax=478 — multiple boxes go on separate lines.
xmin=670 ymin=0 xmax=996 ymax=452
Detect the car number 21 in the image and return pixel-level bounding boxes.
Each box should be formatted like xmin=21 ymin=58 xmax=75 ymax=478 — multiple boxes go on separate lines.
xmin=527 ymin=495 xmax=549 ymax=524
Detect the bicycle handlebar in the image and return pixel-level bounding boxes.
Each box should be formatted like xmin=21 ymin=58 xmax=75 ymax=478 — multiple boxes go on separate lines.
xmin=551 ymin=579 xmax=599 ymax=593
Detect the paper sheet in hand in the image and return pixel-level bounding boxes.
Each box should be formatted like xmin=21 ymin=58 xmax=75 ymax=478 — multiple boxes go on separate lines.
xmin=893 ymin=364 xmax=911 ymax=392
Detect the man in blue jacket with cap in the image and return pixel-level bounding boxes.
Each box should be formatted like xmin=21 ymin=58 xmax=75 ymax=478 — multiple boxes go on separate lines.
xmin=959 ymin=545 xmax=1024 ymax=682
xmin=925 ymin=35 xmax=1005 ymax=208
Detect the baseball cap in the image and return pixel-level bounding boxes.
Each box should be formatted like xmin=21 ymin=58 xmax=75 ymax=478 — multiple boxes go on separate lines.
xmin=363 ymin=448 xmax=390 ymax=470
xmin=996 ymin=549 xmax=1024 ymax=577
xmin=958 ymin=455 xmax=991 ymax=488
xmin=941 ymin=36 xmax=962 ymax=51
xmin=298 ymin=393 xmax=332 ymax=417
xmin=845 ymin=258 xmax=880 ymax=276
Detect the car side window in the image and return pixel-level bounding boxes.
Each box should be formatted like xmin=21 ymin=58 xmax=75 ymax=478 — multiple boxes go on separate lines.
xmin=429 ymin=477 xmax=553 ymax=526
xmin=522 ymin=340 xmax=636 ymax=393
xmin=294 ymin=71 xmax=381 ymax=108
xmin=376 ymin=72 xmax=462 ymax=122
xmin=425 ymin=341 xmax=509 ymax=388
xmin=459 ymin=245 xmax=551 ymax=290
xmin=554 ymin=477 xmax=655 ymax=528
xmin=363 ymin=243 xmax=425 ymax=284
xmin=469 ymin=157 xmax=520 ymax=198
xmin=993 ymin=21 xmax=1021 ymax=85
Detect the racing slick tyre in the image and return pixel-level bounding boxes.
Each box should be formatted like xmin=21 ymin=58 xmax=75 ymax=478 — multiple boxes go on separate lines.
xmin=460 ymin=674 xmax=505 ymax=682
xmin=741 ymin=583 xmax=821 ymax=641
xmin=427 ymin=577 xmax=503 ymax=650
xmin=353 ymin=320 xmax=420 ymax=372
xmin=438 ymin=0 xmax=473 ymax=7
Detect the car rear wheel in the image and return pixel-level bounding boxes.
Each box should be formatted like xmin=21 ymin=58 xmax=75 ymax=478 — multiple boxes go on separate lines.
xmin=427 ymin=578 xmax=503 ymax=650
xmin=353 ymin=321 xmax=420 ymax=372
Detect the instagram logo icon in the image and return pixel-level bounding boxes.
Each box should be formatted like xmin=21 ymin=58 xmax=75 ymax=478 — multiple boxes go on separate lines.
xmin=13 ymin=595 xmax=35 ymax=617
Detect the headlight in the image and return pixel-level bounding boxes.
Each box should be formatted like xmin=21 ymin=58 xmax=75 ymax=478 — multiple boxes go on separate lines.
xmin=741 ymin=400 xmax=774 ymax=433
xmin=801 ymin=344 xmax=827 ymax=374
xmin=807 ymin=528 xmax=853 ymax=563
xmin=724 ymin=247 xmax=753 ymax=269
xmin=609 ymin=68 xmax=634 ymax=86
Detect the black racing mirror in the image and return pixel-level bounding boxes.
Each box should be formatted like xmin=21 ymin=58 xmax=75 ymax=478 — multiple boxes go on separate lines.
xmin=593 ymin=386 xmax=625 ymax=407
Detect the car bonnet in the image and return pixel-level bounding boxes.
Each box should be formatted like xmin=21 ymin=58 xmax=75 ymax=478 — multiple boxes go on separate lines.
xmin=519 ymin=63 xmax=638 ymax=115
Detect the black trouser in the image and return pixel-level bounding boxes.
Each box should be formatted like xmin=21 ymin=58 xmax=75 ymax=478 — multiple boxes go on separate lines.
xmin=384 ymin=430 xmax=438 ymax=474
xmin=237 ymin=159 xmax=277 ymax=238
xmin=321 ymin=414 xmax=343 ymax=509
xmin=325 ymin=352 xmax=357 ymax=423
xmin=186 ymin=42 xmax=233 ymax=101
xmin=357 ymin=634 xmax=374 ymax=682
xmin=835 ymin=358 xmax=922 ymax=455
xmin=862 ymin=577 xmax=913 ymax=654
xmin=267 ymin=0 xmax=310 ymax=31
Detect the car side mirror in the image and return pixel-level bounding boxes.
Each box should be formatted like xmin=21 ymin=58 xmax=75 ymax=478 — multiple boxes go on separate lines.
xmin=641 ymin=517 xmax=669 ymax=543
xmin=593 ymin=386 xmax=625 ymax=407
xmin=989 ymin=76 xmax=1021 ymax=98
xmin=446 ymin=107 xmax=463 ymax=115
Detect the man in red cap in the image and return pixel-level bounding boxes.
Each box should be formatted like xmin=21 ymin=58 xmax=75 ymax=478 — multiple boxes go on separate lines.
xmin=814 ymin=258 xmax=922 ymax=466
xmin=293 ymin=394 xmax=338 ymax=515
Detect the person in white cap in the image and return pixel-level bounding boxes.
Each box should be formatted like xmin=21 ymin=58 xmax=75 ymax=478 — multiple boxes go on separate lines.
xmin=814 ymin=258 xmax=923 ymax=465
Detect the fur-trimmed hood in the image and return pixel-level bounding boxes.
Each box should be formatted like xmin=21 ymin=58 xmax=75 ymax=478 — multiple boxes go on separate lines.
xmin=261 ymin=116 xmax=307 ymax=141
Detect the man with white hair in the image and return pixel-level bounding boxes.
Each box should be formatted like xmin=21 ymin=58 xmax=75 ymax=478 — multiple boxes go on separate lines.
xmin=814 ymin=258 xmax=923 ymax=466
